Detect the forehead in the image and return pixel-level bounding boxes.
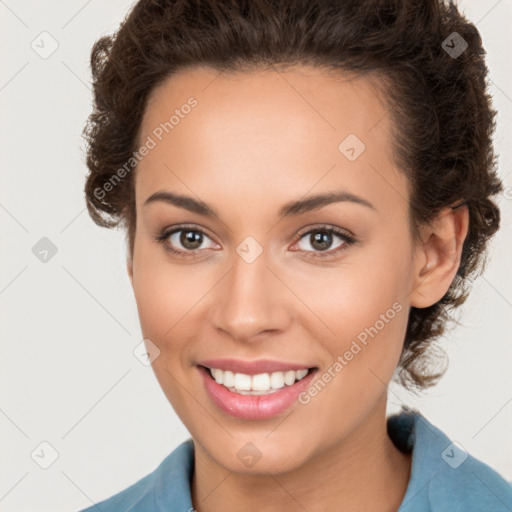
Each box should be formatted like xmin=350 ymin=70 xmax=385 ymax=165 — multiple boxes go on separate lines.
xmin=135 ymin=65 xmax=407 ymax=216
xmin=141 ymin=65 xmax=391 ymax=152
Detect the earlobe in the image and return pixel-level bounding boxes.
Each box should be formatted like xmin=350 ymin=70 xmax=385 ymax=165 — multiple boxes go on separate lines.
xmin=410 ymin=204 xmax=469 ymax=308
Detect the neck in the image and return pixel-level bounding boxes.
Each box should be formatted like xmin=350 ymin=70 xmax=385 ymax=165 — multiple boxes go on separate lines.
xmin=191 ymin=395 xmax=412 ymax=512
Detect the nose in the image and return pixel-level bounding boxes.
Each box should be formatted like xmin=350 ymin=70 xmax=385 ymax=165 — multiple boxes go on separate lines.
xmin=210 ymin=246 xmax=292 ymax=343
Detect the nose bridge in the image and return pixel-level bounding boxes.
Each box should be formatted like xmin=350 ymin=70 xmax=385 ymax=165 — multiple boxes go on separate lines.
xmin=211 ymin=240 xmax=289 ymax=341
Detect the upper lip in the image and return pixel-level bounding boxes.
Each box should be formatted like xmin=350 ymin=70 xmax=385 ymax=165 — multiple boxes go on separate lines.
xmin=198 ymin=358 xmax=315 ymax=375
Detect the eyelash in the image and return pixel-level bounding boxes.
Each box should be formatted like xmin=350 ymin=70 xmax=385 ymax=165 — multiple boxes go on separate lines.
xmin=154 ymin=224 xmax=356 ymax=260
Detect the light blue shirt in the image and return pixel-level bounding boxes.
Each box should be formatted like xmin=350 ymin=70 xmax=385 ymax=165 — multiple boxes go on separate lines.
xmin=79 ymin=409 xmax=512 ymax=511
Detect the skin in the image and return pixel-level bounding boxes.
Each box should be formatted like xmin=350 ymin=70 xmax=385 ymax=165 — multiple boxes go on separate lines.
xmin=127 ymin=65 xmax=469 ymax=512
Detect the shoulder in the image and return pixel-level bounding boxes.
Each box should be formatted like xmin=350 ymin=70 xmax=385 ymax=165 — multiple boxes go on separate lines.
xmin=77 ymin=438 xmax=195 ymax=512
xmin=389 ymin=408 xmax=512 ymax=512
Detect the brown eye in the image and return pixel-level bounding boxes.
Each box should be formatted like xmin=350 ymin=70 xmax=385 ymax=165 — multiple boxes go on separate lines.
xmin=156 ymin=225 xmax=219 ymax=258
xmin=309 ymin=231 xmax=334 ymax=251
xmin=179 ymin=230 xmax=203 ymax=250
xmin=290 ymin=225 xmax=357 ymax=260
xmin=296 ymin=229 xmax=346 ymax=253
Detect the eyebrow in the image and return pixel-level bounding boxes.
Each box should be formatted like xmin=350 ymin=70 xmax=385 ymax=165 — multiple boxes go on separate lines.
xmin=143 ymin=190 xmax=375 ymax=219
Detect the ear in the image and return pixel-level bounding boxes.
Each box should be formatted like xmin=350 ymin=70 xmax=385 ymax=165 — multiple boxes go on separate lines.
xmin=127 ymin=258 xmax=134 ymax=287
xmin=410 ymin=203 xmax=469 ymax=308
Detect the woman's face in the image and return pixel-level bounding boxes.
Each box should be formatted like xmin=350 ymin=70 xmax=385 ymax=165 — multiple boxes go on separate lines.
xmin=129 ymin=65 xmax=420 ymax=473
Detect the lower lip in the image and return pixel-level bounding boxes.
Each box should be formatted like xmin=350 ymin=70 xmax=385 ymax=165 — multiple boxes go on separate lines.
xmin=198 ymin=365 xmax=317 ymax=420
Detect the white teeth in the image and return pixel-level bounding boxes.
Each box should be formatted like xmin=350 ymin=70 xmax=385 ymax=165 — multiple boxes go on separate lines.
xmin=223 ymin=370 xmax=235 ymax=387
xmin=207 ymin=367 xmax=311 ymax=394
xmin=212 ymin=368 xmax=223 ymax=384
xmin=296 ymin=369 xmax=308 ymax=380
xmin=252 ymin=373 xmax=271 ymax=391
xmin=234 ymin=373 xmax=252 ymax=391
xmin=270 ymin=371 xmax=285 ymax=389
xmin=284 ymin=370 xmax=296 ymax=386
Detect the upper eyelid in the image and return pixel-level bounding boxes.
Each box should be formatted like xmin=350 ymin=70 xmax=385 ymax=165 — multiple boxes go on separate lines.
xmin=295 ymin=224 xmax=354 ymax=238
xmin=163 ymin=224 xmax=216 ymax=239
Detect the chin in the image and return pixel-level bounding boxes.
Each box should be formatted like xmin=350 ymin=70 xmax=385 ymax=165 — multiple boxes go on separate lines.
xmin=197 ymin=434 xmax=315 ymax=475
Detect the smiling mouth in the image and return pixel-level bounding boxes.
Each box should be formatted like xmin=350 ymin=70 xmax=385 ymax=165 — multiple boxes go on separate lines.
xmin=200 ymin=365 xmax=317 ymax=395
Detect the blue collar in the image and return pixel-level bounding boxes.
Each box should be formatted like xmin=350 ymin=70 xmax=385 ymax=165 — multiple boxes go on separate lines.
xmin=393 ymin=409 xmax=512 ymax=511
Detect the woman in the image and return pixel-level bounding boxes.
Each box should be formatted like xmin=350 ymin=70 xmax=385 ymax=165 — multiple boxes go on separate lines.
xmin=79 ymin=0 xmax=511 ymax=510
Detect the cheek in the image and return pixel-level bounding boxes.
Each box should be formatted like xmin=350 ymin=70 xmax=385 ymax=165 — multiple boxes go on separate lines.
xmin=300 ymin=273 xmax=408 ymax=383
xmin=287 ymin=238 xmax=412 ymax=340
xmin=131 ymin=244 xmax=200 ymax=415
xmin=131 ymin=238 xmax=203 ymax=338
xmin=297 ymin=291 xmax=408 ymax=434
xmin=132 ymin=263 xmax=174 ymax=340
xmin=288 ymin=237 xmax=412 ymax=385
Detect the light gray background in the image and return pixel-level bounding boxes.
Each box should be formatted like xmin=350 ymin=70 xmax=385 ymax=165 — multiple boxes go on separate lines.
xmin=1 ymin=1 xmax=511 ymax=511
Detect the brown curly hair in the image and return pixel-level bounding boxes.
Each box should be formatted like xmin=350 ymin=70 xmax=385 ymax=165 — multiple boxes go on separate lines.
xmin=83 ymin=0 xmax=502 ymax=390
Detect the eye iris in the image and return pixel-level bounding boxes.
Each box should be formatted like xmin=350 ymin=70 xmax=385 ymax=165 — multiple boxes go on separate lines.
xmin=180 ymin=230 xmax=202 ymax=250
xmin=311 ymin=231 xmax=332 ymax=251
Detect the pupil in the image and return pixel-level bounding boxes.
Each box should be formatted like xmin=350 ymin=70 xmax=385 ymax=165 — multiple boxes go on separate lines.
xmin=312 ymin=231 xmax=332 ymax=251
xmin=181 ymin=230 xmax=202 ymax=249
